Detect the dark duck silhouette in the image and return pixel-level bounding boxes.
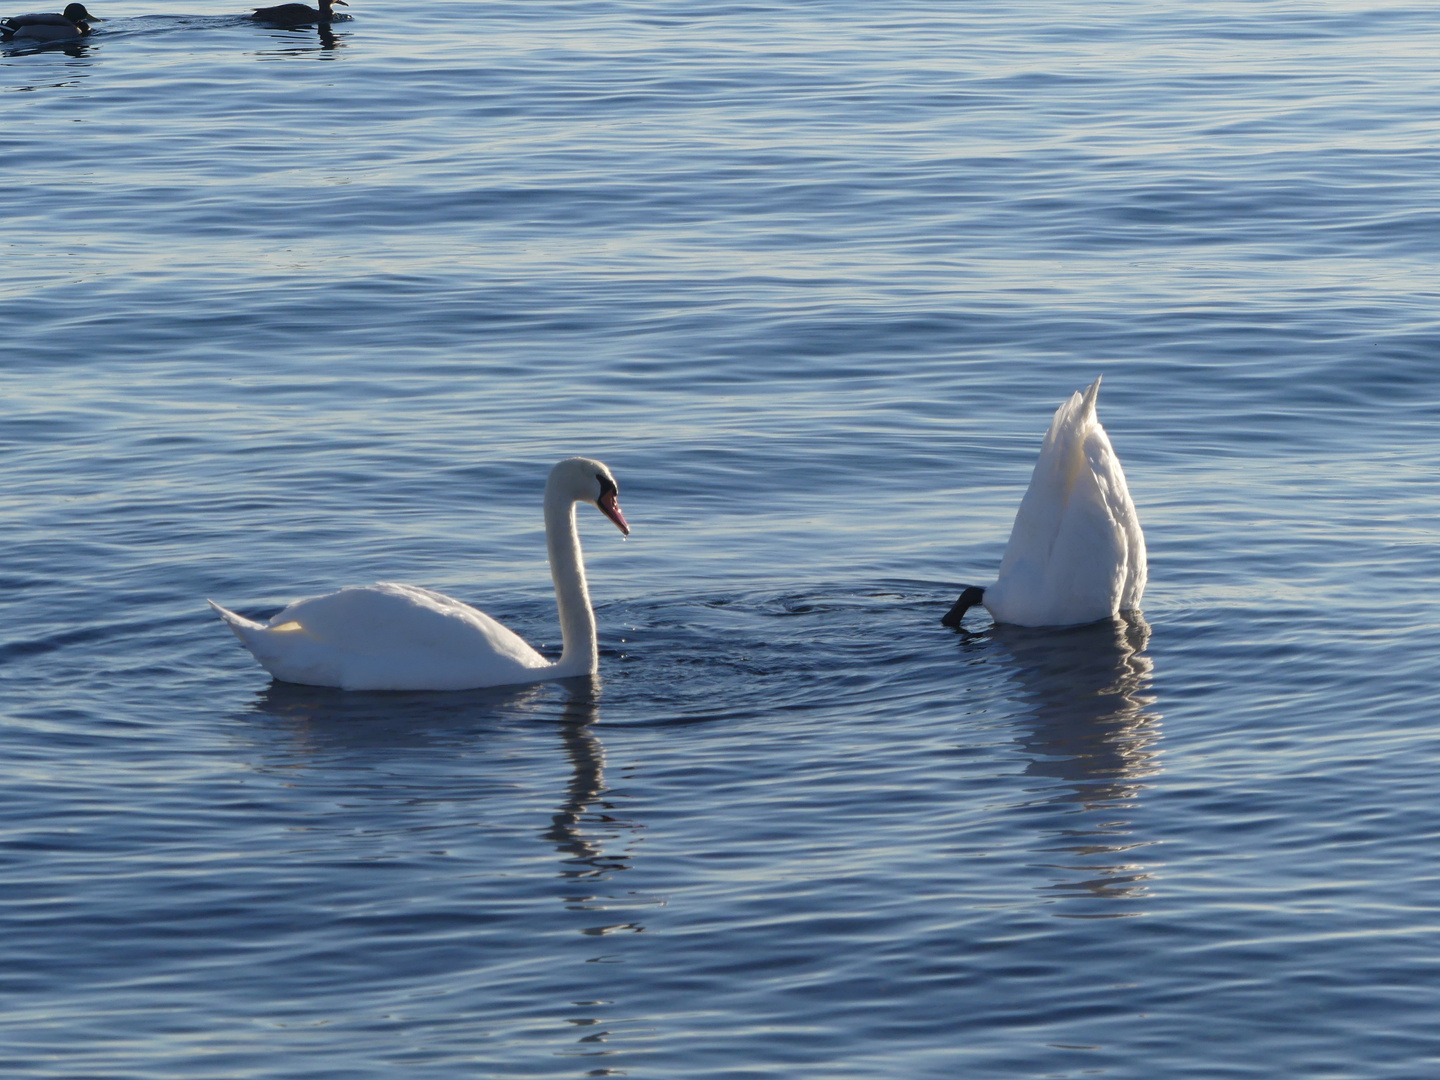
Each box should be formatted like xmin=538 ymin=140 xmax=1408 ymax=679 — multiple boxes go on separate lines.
xmin=251 ymin=0 xmax=346 ymax=24
xmin=2 ymin=2 xmax=99 ymax=41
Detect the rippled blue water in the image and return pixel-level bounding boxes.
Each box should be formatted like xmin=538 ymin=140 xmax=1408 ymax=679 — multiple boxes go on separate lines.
xmin=5 ymin=1 xmax=1440 ymax=1076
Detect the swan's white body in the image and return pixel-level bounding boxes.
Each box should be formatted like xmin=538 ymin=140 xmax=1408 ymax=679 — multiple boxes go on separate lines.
xmin=947 ymin=377 xmax=1146 ymax=628
xmin=210 ymin=457 xmax=629 ymax=691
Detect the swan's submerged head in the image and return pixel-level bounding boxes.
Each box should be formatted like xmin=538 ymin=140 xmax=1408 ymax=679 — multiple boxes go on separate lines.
xmin=548 ymin=456 xmax=630 ymax=535
xmin=941 ymin=585 xmax=986 ymax=629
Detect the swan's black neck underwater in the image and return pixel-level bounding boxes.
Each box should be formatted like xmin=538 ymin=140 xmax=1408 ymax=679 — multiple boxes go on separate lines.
xmin=941 ymin=585 xmax=986 ymax=628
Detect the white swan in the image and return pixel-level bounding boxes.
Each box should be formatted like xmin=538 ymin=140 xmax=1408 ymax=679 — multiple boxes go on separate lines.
xmin=210 ymin=457 xmax=630 ymax=691
xmin=942 ymin=377 xmax=1145 ymax=629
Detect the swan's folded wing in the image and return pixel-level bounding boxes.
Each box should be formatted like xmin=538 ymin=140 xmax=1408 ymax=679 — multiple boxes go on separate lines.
xmin=995 ymin=385 xmax=1089 ymax=585
xmin=1044 ymin=461 xmax=1128 ymax=622
xmin=1084 ymin=425 xmax=1147 ymax=611
xmin=211 ymin=583 xmax=556 ymax=690
xmin=268 ymin=583 xmax=548 ymax=669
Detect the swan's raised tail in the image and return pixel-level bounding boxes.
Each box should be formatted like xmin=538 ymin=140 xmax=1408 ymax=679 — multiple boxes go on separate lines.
xmin=209 ymin=600 xmax=262 ymax=634
xmin=209 ymin=598 xmax=343 ymax=687
xmin=207 ymin=601 xmax=290 ymax=668
xmin=943 ymin=376 xmax=1146 ymax=629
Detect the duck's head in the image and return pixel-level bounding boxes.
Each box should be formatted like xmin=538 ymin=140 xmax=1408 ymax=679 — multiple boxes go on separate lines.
xmin=63 ymin=3 xmax=99 ymax=22
xmin=548 ymin=457 xmax=630 ymax=536
xmin=941 ymin=585 xmax=986 ymax=628
xmin=320 ymin=0 xmax=348 ymax=8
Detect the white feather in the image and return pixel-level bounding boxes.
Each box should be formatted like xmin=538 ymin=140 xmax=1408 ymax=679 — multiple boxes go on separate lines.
xmin=210 ymin=457 xmax=629 ymax=691
xmin=961 ymin=377 xmax=1146 ymax=628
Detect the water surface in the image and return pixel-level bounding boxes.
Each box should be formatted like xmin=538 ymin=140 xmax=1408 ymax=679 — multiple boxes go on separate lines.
xmin=4 ymin=1 xmax=1440 ymax=1076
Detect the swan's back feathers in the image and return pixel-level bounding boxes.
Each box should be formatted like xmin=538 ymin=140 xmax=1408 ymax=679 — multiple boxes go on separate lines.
xmin=210 ymin=583 xmax=551 ymax=691
xmin=1087 ymin=417 xmax=1147 ymax=611
xmin=984 ymin=377 xmax=1146 ymax=626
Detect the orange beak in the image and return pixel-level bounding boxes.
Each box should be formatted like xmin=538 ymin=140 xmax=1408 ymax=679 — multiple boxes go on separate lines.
xmin=598 ymin=489 xmax=629 ymax=536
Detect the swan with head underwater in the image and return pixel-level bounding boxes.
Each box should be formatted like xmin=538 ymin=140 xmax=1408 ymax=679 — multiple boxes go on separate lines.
xmin=210 ymin=457 xmax=630 ymax=691
xmin=942 ymin=376 xmax=1146 ymax=630
xmin=1 ymin=3 xmax=100 ymax=41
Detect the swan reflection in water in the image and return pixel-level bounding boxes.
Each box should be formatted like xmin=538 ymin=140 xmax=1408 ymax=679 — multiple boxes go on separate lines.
xmin=992 ymin=612 xmax=1162 ymax=915
xmin=543 ymin=682 xmax=647 ymax=935
xmin=248 ymin=677 xmax=550 ymax=751
xmin=247 ymin=675 xmax=643 ymax=922
xmin=247 ymin=676 xmax=646 ymax=1063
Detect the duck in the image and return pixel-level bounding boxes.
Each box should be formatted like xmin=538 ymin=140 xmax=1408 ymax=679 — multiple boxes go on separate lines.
xmin=1 ymin=3 xmax=99 ymax=41
xmin=251 ymin=0 xmax=346 ymax=24
xmin=942 ymin=376 xmax=1146 ymax=629
xmin=210 ymin=457 xmax=630 ymax=691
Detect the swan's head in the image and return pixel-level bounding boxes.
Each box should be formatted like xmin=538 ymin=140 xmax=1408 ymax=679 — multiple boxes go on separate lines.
xmin=941 ymin=585 xmax=986 ymax=629
xmin=549 ymin=457 xmax=630 ymax=536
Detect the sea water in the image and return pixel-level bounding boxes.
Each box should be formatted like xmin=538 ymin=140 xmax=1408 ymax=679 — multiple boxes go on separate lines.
xmin=4 ymin=2 xmax=1440 ymax=1076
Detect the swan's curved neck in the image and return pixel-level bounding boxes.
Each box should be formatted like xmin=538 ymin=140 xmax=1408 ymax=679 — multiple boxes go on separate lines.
xmin=544 ymin=488 xmax=597 ymax=677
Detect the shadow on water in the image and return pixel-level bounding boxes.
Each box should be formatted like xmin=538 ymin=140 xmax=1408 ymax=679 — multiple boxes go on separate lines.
xmin=993 ymin=613 xmax=1163 ymax=916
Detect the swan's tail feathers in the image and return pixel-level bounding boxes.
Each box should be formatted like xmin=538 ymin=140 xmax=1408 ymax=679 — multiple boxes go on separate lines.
xmin=1081 ymin=375 xmax=1101 ymax=416
xmin=209 ymin=600 xmax=267 ymax=641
